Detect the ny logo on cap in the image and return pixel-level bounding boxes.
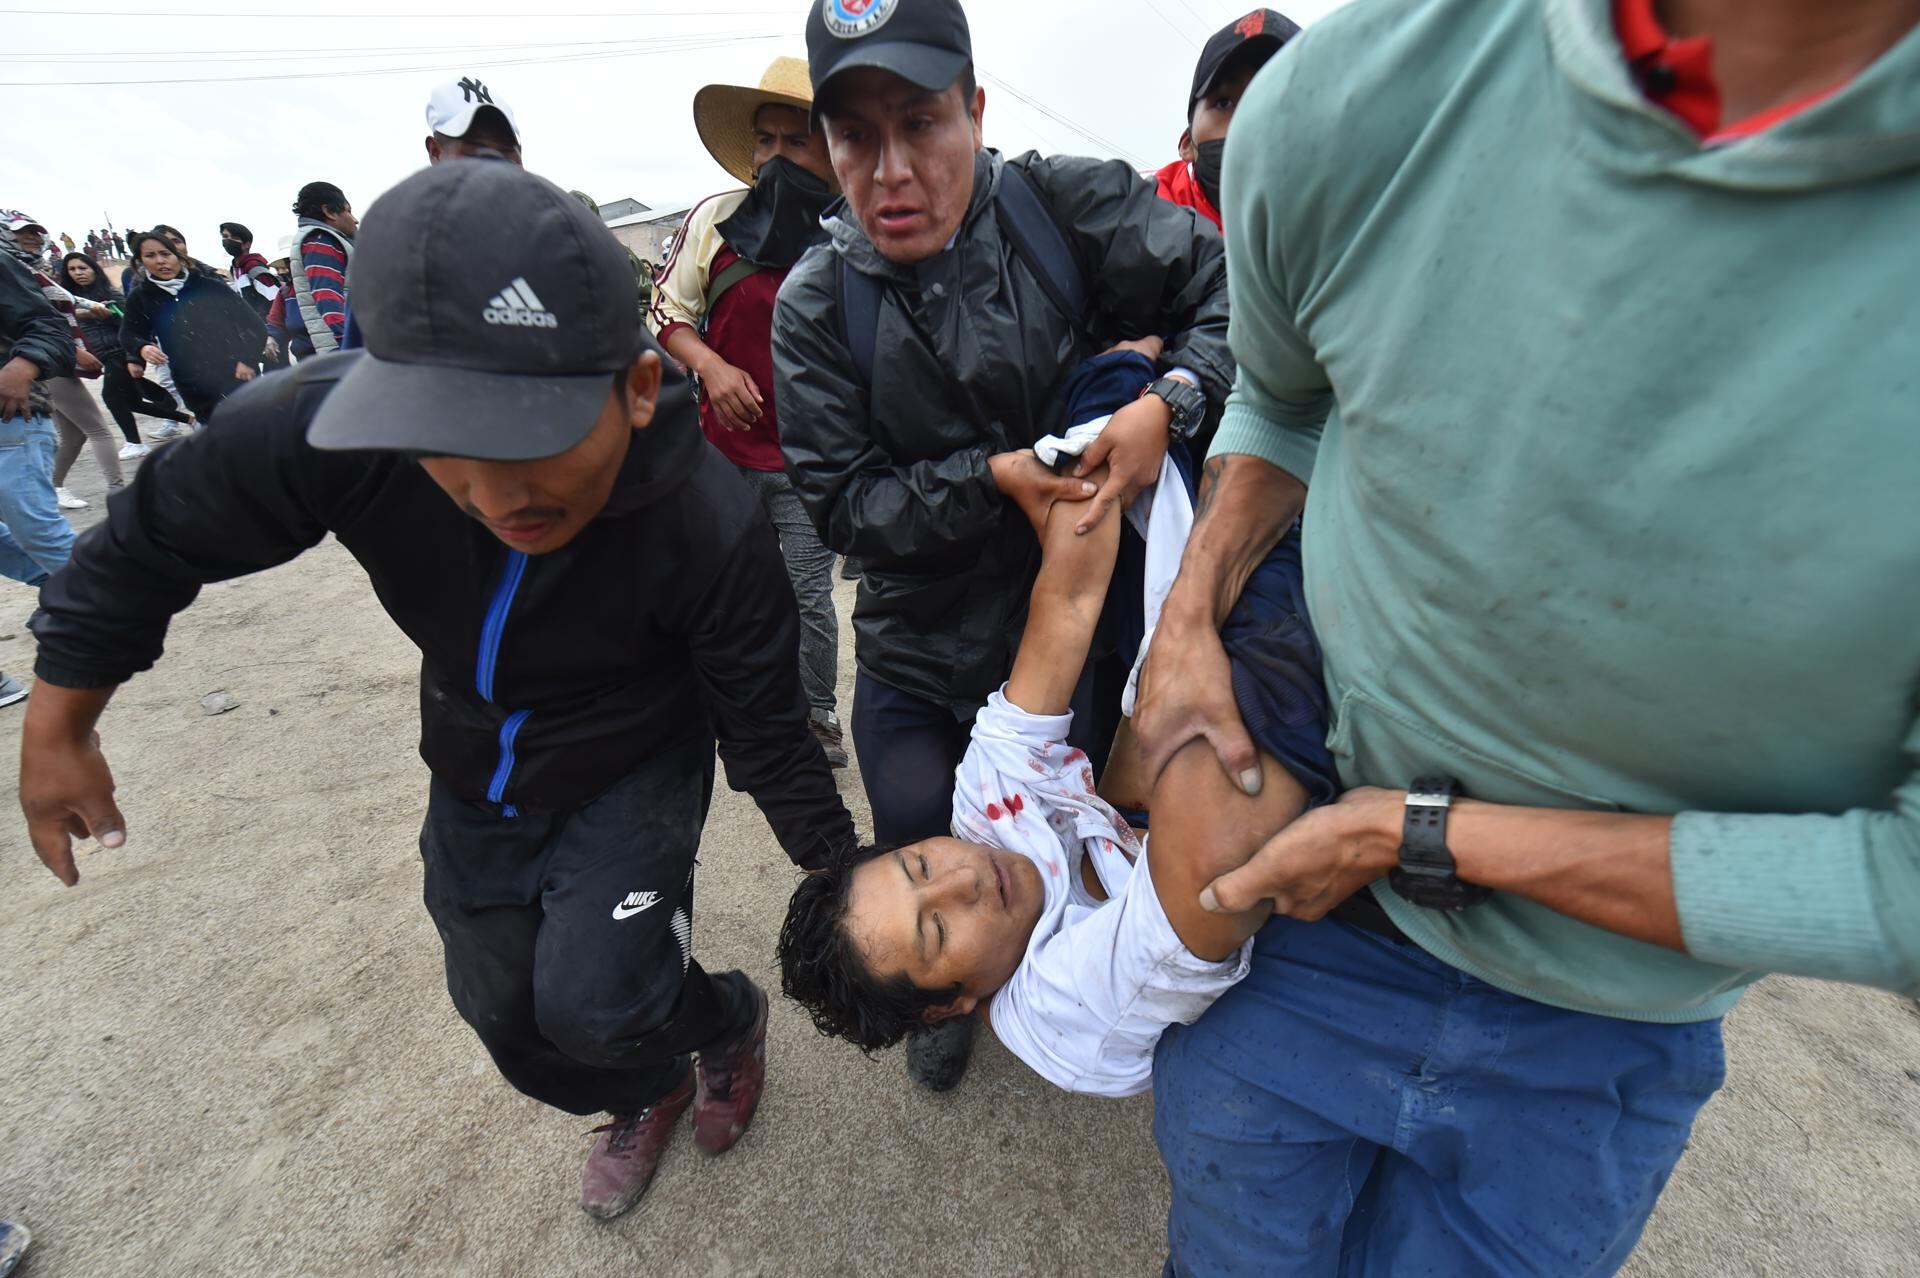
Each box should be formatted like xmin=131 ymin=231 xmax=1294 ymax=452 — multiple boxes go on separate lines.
xmin=822 ymin=0 xmax=898 ymax=39
xmin=458 ymin=76 xmax=494 ymax=105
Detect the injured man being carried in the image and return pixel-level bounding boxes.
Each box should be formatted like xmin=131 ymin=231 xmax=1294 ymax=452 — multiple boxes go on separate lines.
xmin=779 ymin=352 xmax=1340 ymax=1097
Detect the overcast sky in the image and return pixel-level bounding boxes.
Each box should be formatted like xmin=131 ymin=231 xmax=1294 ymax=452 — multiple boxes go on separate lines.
xmin=5 ymin=0 xmax=1349 ymax=258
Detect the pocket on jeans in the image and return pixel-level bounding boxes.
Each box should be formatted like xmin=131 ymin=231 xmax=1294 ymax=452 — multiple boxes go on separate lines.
xmin=0 ymin=415 xmax=38 ymax=449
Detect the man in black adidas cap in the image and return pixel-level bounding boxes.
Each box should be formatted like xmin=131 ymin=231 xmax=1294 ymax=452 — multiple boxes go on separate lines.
xmin=773 ymin=0 xmax=1232 ymax=1090
xmin=20 ymin=160 xmax=856 ymax=1221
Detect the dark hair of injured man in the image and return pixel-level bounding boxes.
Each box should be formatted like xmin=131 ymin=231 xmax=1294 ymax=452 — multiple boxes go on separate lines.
xmin=779 ymin=833 xmax=1051 ymax=1053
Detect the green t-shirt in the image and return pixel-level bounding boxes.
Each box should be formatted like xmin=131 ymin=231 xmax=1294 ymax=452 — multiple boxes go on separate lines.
xmin=1212 ymin=0 xmax=1920 ymax=1019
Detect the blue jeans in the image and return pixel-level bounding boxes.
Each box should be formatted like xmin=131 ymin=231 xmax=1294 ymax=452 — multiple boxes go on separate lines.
xmin=1153 ymin=917 xmax=1725 ymax=1277
xmin=0 ymin=414 xmax=75 ymax=586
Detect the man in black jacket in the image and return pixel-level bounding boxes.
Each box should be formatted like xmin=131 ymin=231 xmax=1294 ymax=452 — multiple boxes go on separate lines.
xmin=19 ymin=163 xmax=856 ymax=1221
xmin=773 ymin=0 xmax=1232 ymax=1089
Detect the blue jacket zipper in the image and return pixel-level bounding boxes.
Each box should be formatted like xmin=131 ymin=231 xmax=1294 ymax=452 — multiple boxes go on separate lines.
xmin=477 ymin=550 xmax=529 ymax=816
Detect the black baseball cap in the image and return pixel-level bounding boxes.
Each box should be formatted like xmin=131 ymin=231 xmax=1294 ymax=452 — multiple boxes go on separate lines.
xmin=308 ymin=161 xmax=642 ymax=461
xmin=1189 ymin=9 xmax=1300 ymax=116
xmin=806 ymin=0 xmax=972 ymax=104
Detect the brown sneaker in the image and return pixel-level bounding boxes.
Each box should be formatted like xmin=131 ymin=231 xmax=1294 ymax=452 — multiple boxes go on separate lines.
xmin=579 ymin=1067 xmax=694 ymax=1220
xmin=693 ymin=982 xmax=769 ymax=1155
xmin=809 ymin=712 xmax=850 ymax=769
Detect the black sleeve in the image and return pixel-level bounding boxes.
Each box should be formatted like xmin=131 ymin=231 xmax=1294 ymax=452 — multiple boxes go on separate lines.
xmin=0 ymin=254 xmax=76 ymax=380
xmin=1019 ymin=153 xmax=1235 ymax=412
xmin=772 ymin=253 xmax=1006 ymax=559
xmin=32 ymin=364 xmax=373 ymax=688
xmin=117 ymin=284 xmax=157 ymax=358
xmin=685 ymin=501 xmax=859 ymax=870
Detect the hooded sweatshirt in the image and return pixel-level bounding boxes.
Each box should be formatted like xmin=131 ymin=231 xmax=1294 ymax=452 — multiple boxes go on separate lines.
xmin=31 ymin=349 xmax=856 ymax=869
xmin=1212 ymin=0 xmax=1920 ymax=1018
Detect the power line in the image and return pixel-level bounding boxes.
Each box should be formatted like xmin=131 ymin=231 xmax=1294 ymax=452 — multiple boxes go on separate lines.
xmin=1163 ymin=0 xmax=1216 ymax=28
xmin=978 ymin=70 xmax=1149 ymax=168
xmin=0 ymin=33 xmax=781 ymax=86
xmin=1133 ymin=0 xmax=1203 ymax=48
xmin=12 ymin=36 xmax=717 ymax=63
xmin=0 ymin=5 xmax=793 ymax=15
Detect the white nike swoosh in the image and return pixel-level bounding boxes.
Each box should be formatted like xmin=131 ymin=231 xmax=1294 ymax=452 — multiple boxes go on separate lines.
xmin=611 ymin=900 xmax=659 ymax=920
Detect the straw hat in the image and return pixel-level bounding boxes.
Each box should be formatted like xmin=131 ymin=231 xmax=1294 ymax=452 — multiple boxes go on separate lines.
xmin=693 ymin=56 xmax=816 ymax=186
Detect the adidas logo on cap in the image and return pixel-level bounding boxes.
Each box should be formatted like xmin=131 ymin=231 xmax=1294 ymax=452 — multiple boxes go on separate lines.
xmin=483 ymin=276 xmax=557 ymax=328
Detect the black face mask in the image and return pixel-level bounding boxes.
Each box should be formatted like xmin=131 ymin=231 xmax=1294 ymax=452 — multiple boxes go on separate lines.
xmin=1193 ymin=138 xmax=1228 ymax=210
xmin=715 ymin=154 xmax=835 ymax=270
xmin=220 ymin=238 xmax=244 ymax=258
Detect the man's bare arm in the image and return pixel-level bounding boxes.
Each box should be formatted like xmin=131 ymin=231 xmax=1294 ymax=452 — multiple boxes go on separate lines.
xmin=1201 ymin=787 xmax=1683 ymax=951
xmin=1003 ymin=471 xmax=1122 ymax=717
xmin=1148 ymin=741 xmax=1311 ymax=961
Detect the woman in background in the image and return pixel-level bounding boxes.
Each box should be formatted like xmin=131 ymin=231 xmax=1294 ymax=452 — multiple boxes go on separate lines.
xmin=119 ymin=230 xmax=265 ymax=423
xmin=58 ymin=252 xmax=193 ymax=459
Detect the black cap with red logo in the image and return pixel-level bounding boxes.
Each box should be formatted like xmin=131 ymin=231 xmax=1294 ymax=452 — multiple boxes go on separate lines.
xmin=1189 ymin=9 xmax=1301 ymax=116
xmin=805 ymin=0 xmax=973 ymax=101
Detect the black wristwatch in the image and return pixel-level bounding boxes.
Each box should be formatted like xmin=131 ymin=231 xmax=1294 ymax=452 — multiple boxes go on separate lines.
xmin=1387 ymin=776 xmax=1492 ymax=911
xmin=1143 ymin=376 xmax=1206 ymax=441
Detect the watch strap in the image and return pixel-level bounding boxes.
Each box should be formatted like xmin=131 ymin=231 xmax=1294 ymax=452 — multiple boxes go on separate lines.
xmin=1144 ymin=376 xmax=1204 ymax=440
xmin=1399 ymin=776 xmax=1458 ymax=870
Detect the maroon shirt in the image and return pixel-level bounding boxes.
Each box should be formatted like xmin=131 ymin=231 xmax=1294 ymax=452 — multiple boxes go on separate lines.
xmin=672 ymin=245 xmax=788 ymax=473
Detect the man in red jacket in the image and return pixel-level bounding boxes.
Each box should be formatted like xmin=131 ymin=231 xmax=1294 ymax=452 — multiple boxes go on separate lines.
xmin=1155 ymin=9 xmax=1300 ymax=231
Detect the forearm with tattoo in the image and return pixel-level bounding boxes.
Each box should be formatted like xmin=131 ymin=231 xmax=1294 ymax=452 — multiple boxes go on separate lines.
xmin=1169 ymin=456 xmax=1308 ymax=628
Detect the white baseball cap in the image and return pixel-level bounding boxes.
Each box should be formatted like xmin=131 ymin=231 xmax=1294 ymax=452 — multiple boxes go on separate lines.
xmin=425 ymin=74 xmax=520 ymax=143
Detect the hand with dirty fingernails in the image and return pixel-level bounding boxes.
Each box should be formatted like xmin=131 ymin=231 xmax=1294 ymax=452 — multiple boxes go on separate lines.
xmin=19 ymin=684 xmax=126 ymax=887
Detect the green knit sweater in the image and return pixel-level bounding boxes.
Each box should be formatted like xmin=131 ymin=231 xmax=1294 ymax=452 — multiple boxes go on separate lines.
xmin=1213 ymin=0 xmax=1920 ymax=1020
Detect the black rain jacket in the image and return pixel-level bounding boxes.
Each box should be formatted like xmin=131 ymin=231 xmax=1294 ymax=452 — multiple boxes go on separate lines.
xmin=1 ymin=253 xmax=76 ymax=418
xmin=119 ymin=271 xmax=267 ymax=406
xmin=773 ymin=149 xmax=1232 ymax=713
xmin=32 ymin=352 xmax=856 ymax=869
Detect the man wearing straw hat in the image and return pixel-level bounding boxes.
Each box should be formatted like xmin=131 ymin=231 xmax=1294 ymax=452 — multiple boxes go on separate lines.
xmin=649 ymin=56 xmax=849 ymax=769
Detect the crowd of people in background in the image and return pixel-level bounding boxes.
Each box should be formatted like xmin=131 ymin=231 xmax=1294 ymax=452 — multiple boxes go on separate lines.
xmin=5 ymin=0 xmax=1919 ymax=1275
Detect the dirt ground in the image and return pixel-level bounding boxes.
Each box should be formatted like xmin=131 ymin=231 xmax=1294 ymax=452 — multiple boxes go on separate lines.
xmin=2 ymin=390 xmax=1917 ymax=1277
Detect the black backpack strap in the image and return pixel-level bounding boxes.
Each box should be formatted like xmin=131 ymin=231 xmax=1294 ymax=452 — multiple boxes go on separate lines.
xmin=994 ymin=163 xmax=1089 ymax=327
xmin=838 ymin=253 xmax=882 ymax=387
xmin=702 ymin=256 xmax=763 ymax=316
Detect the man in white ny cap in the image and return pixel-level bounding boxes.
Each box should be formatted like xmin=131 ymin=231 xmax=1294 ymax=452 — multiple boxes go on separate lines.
xmin=337 ymin=74 xmax=529 ymax=353
xmin=425 ymin=73 xmax=523 ymax=165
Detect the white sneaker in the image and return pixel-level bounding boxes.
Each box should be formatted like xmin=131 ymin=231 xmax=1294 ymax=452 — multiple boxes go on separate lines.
xmin=55 ymin=487 xmax=88 ymax=510
xmin=118 ymin=441 xmax=152 ymax=460
xmin=150 ymin=422 xmax=185 ymax=440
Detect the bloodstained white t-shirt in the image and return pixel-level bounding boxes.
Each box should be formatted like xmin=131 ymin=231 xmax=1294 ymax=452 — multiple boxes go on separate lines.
xmin=956 ymin=689 xmax=1251 ymax=1098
